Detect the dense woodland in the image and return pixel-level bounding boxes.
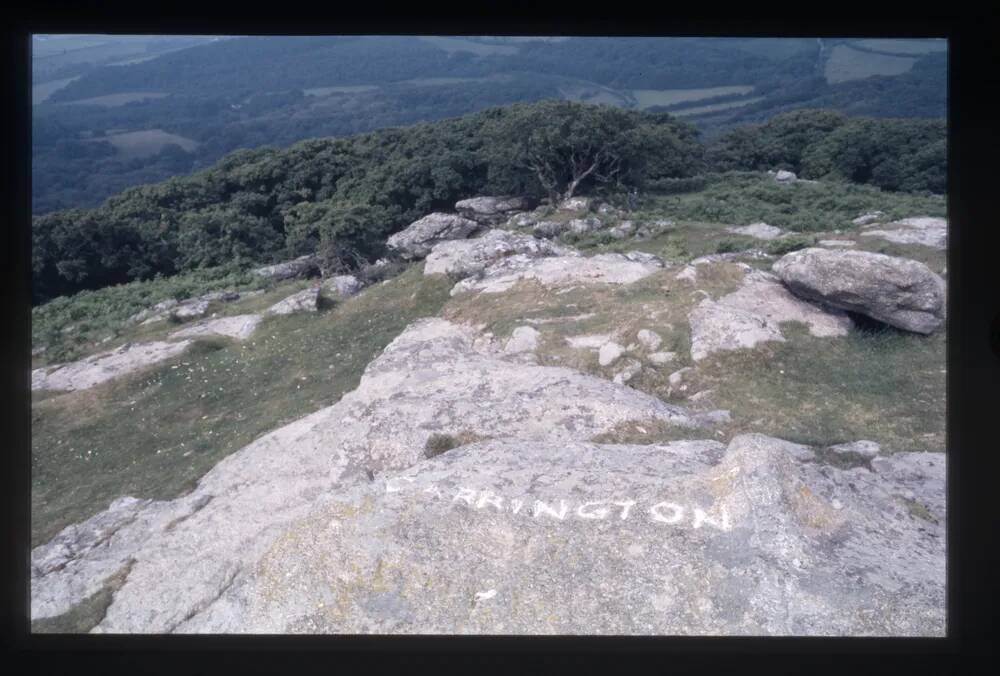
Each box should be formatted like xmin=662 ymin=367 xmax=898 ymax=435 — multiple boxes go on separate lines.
xmin=32 ymin=36 xmax=946 ymax=214
xmin=32 ymin=101 xmax=946 ymax=305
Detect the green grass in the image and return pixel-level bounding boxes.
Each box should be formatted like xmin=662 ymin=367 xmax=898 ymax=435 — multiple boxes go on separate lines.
xmin=31 ymin=264 xmax=453 ymax=546
xmin=631 ymin=86 xmax=754 ymax=110
xmin=32 ymin=266 xmax=277 ymax=366
xmin=687 ymin=323 xmax=946 ymax=452
xmin=636 ymin=172 xmax=945 ymax=233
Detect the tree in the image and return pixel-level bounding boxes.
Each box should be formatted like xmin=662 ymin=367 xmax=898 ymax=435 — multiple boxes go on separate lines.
xmin=482 ymin=100 xmax=650 ymax=203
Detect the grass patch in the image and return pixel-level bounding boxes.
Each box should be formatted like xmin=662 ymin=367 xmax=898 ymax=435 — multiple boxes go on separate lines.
xmin=31 ymin=265 xmax=277 ymax=366
xmin=637 ymin=171 xmax=945 ymax=233
xmin=31 ymin=264 xmax=453 ymax=546
xmin=692 ymin=322 xmax=945 ymax=452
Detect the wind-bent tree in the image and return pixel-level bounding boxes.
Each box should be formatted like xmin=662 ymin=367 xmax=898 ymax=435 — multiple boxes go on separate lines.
xmin=482 ymin=100 xmax=703 ymax=203
xmin=482 ymin=100 xmax=647 ymax=203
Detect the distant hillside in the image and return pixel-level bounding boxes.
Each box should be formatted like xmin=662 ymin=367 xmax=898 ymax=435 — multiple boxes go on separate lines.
xmin=32 ymin=36 xmax=946 ymax=214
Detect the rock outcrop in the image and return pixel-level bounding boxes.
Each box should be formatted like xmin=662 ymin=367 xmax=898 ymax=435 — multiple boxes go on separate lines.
xmin=386 ymin=213 xmax=481 ymax=259
xmin=774 ymin=170 xmax=797 ymax=184
xmin=424 ymin=229 xmax=575 ymax=280
xmin=772 ymin=248 xmax=946 ymax=334
xmin=34 ymin=427 xmax=945 ymax=635
xmin=455 ymin=196 xmax=529 ymax=224
xmin=170 ymin=315 xmax=263 ymax=342
xmin=451 ymin=252 xmax=664 ymax=296
xmin=265 ymin=288 xmax=320 ymax=316
xmin=32 ymin=318 xmax=718 ymax=631
xmin=726 ymin=223 xmax=785 ymax=240
xmin=859 ymin=217 xmax=947 ymax=250
xmin=31 ymin=340 xmax=193 ymax=392
xmin=252 ymin=255 xmax=320 ymax=281
xmin=688 ymin=270 xmax=852 ymax=361
xmin=322 ymin=275 xmax=363 ymax=300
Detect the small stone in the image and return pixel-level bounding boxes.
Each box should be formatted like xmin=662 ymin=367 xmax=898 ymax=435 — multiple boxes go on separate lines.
xmin=598 ymin=342 xmax=625 ymax=367
xmin=636 ymin=329 xmax=663 ymax=352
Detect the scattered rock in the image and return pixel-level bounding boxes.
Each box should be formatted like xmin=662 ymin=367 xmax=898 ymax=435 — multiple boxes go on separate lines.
xmin=455 ymin=196 xmax=529 ymax=225
xmin=170 ymin=315 xmax=263 ymax=342
xmin=31 ymin=340 xmax=193 ymax=392
xmin=634 ymin=219 xmax=675 ymax=239
xmin=172 ymin=300 xmax=210 ymax=321
xmin=506 ymin=212 xmax=538 ymax=229
xmin=668 ymin=366 xmax=693 ymax=389
xmin=852 ymin=211 xmax=886 ymax=226
xmin=424 ymin=229 xmax=575 ymax=280
xmin=252 ymin=255 xmax=319 ymax=281
xmin=567 ymin=216 xmax=603 ymax=234
xmin=386 ymin=213 xmax=481 ymax=259
xmin=621 ymin=251 xmax=665 ymax=267
xmin=265 ymin=288 xmax=320 ymax=316
xmin=609 ymin=221 xmax=635 ymax=239
xmin=531 ymin=220 xmax=567 ymax=239
xmin=504 ymin=326 xmax=540 ymax=355
xmin=612 ymin=358 xmax=642 ymax=385
xmin=565 ymin=334 xmax=612 ymax=350
xmin=675 ymin=265 xmax=698 ymax=284
xmin=322 ymin=275 xmax=363 ymax=300
xmin=598 ymin=342 xmax=625 ymax=367
xmin=726 ymin=223 xmax=785 ymax=240
xmin=773 ymin=248 xmax=946 ymax=334
xmin=451 ymin=253 xmax=664 ymax=297
xmin=636 ymin=329 xmax=662 ymax=352
xmin=774 ymin=169 xmax=797 ymax=184
xmin=558 ymin=196 xmax=593 ymax=211
xmin=647 ymin=351 xmax=676 ymax=365
xmin=860 ymin=217 xmax=947 ymax=250
xmin=688 ymin=270 xmax=852 ymax=361
xmin=827 ymin=440 xmax=881 ymax=460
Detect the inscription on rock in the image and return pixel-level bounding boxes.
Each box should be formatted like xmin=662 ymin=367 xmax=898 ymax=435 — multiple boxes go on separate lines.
xmin=384 ymin=477 xmax=731 ymax=531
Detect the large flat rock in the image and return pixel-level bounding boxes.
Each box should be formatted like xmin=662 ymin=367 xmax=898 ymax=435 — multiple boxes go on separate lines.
xmin=211 ymin=434 xmax=943 ymax=635
xmin=31 ymin=318 xmax=712 ymax=631
xmin=424 ymin=229 xmax=575 ymax=280
xmin=31 ymin=340 xmax=193 ymax=392
xmin=41 ymin=431 xmax=944 ymax=635
xmin=688 ymin=270 xmax=852 ymax=361
xmin=170 ymin=315 xmax=263 ymax=341
xmin=859 ymin=217 xmax=947 ymax=250
xmin=451 ymin=252 xmax=664 ymax=296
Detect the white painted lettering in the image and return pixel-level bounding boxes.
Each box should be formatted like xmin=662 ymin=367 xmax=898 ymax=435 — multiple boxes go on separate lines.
xmin=614 ymin=500 xmax=637 ymax=520
xmin=692 ymin=506 xmax=731 ymax=531
xmin=452 ymin=487 xmax=478 ymax=506
xmin=533 ymin=499 xmax=568 ymax=520
xmin=476 ymin=491 xmax=504 ymax=511
xmin=577 ymin=501 xmax=611 ymax=519
xmin=650 ymin=501 xmax=685 ymax=524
